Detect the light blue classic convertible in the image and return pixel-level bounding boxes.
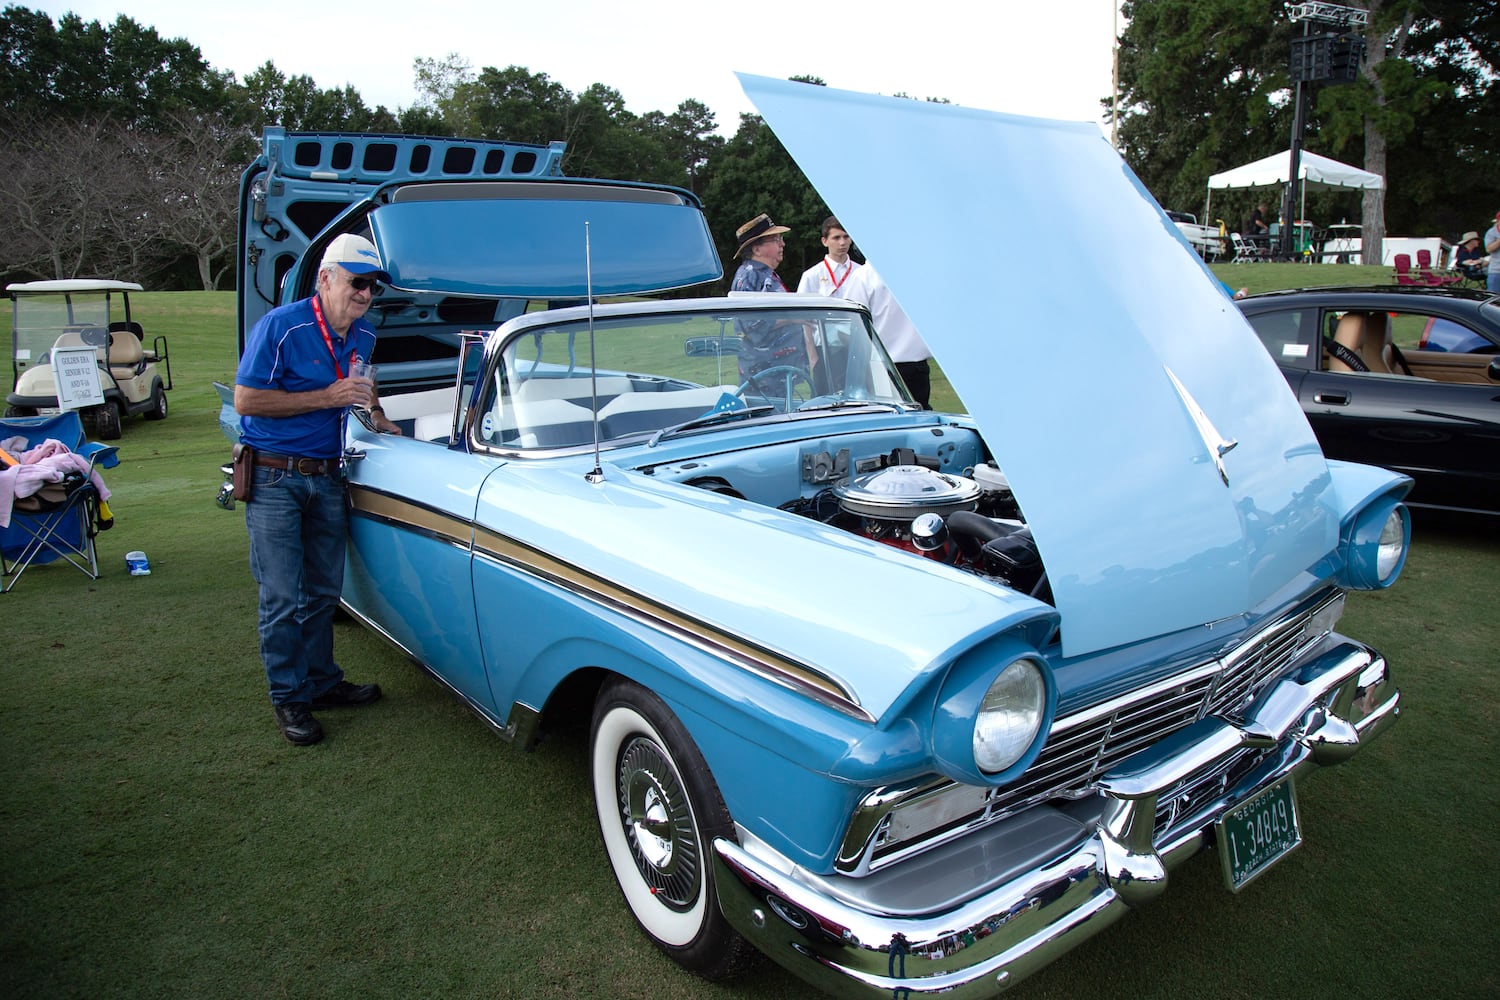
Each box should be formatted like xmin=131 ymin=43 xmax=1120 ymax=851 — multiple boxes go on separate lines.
xmin=233 ymin=78 xmax=1411 ymax=997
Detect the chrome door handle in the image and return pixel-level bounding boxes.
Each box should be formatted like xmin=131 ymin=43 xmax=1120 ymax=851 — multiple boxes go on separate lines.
xmin=1313 ymin=392 xmax=1350 ymax=406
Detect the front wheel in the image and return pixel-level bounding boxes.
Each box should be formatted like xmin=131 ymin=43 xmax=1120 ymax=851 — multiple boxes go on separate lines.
xmin=590 ymin=677 xmax=755 ymax=980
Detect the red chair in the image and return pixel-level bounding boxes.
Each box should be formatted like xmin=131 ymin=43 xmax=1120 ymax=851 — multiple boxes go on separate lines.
xmin=1392 ymin=253 xmax=1420 ymax=285
xmin=1415 ymin=249 xmax=1462 ymax=286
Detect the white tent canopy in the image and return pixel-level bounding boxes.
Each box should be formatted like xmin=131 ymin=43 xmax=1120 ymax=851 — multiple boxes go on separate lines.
xmin=1206 ymin=150 xmax=1384 ymax=227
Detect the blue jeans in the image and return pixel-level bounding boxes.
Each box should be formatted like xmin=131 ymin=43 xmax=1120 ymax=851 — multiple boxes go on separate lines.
xmin=245 ymin=466 xmax=347 ymax=706
xmin=1489 ymin=271 xmax=1500 ymax=293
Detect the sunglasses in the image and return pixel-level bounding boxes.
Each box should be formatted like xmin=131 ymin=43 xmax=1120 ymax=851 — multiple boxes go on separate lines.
xmin=347 ymin=275 xmax=384 ymax=294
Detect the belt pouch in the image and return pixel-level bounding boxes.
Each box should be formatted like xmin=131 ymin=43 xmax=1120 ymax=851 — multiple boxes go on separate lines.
xmin=232 ymin=443 xmax=256 ymax=502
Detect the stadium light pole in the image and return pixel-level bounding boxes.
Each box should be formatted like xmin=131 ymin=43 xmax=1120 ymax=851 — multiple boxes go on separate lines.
xmin=1282 ymin=2 xmax=1369 ymax=260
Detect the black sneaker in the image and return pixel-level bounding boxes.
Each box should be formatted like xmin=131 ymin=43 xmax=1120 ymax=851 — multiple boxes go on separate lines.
xmin=311 ymin=680 xmax=383 ymax=710
xmin=273 ymin=703 xmax=324 ymax=746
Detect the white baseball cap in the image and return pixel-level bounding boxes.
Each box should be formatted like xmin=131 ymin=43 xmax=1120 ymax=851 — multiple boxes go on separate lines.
xmin=320 ymin=233 xmax=391 ymax=282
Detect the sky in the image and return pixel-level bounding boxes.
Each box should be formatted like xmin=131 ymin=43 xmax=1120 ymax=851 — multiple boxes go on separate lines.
xmin=34 ymin=1 xmax=1124 ymax=136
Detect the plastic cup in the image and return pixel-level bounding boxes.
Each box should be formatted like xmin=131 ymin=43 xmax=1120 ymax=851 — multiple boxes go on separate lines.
xmin=348 ymin=362 xmax=375 ymax=411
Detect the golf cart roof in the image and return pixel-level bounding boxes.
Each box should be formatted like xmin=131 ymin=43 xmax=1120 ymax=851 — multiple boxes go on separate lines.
xmin=7 ymin=279 xmax=144 ymax=294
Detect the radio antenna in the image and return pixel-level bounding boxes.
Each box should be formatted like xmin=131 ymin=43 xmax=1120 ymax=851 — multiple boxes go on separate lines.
xmin=584 ymin=221 xmax=605 ymax=484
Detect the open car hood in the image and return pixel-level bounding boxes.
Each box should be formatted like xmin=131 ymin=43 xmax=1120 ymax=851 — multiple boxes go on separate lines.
xmin=741 ymin=74 xmax=1338 ymax=657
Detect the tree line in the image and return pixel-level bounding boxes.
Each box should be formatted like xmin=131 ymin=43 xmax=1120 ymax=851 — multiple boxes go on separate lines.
xmin=2 ymin=3 xmax=1494 ymax=290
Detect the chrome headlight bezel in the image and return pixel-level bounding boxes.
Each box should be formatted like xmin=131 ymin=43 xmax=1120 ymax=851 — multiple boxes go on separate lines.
xmin=932 ymin=649 xmax=1055 ymax=785
xmin=1339 ymin=499 xmax=1410 ymax=590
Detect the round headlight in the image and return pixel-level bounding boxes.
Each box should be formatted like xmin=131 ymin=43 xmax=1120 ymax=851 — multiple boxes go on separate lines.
xmin=1340 ymin=497 xmax=1410 ymax=591
xmin=974 ymin=658 xmax=1046 ymax=773
xmin=1376 ymin=507 xmax=1406 ymax=583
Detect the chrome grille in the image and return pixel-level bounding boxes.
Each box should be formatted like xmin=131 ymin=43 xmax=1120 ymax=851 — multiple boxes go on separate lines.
xmin=850 ymin=589 xmax=1342 ymax=875
xmin=1205 ymin=606 xmax=1325 ymax=720
xmin=1153 ymin=745 xmax=1272 ymax=834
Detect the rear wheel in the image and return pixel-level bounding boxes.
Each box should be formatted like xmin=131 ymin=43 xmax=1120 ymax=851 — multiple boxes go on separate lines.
xmin=590 ymin=677 xmax=755 ymax=980
xmin=144 ymin=382 xmax=168 ymax=420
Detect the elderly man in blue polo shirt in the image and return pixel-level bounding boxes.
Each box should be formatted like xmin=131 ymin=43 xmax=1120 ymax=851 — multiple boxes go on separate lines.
xmin=235 ymin=234 xmax=401 ymax=746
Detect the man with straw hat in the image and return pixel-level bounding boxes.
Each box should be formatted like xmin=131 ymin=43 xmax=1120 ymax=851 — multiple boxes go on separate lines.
xmin=728 ymin=213 xmax=818 ymax=388
xmin=730 ymin=213 xmax=792 ymax=292
xmin=1454 ymin=230 xmax=1486 ymax=284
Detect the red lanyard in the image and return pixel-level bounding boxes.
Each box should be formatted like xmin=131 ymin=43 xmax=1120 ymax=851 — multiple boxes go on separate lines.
xmin=824 ymin=258 xmax=851 ymax=291
xmin=309 ymin=295 xmax=357 ymax=378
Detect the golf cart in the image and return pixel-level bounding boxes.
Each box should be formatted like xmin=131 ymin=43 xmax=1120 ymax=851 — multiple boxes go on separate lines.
xmin=6 ymin=279 xmax=172 ymax=439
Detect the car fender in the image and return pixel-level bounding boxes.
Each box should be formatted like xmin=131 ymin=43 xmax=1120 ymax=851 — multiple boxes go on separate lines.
xmin=503 ymin=626 xmax=919 ymax=871
xmin=469 ymin=458 xmax=1059 ymax=723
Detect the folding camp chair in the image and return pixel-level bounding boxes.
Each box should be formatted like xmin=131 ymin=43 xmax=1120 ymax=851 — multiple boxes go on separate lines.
xmin=1230 ymin=233 xmax=1268 ymax=263
xmin=1415 ymin=249 xmax=1462 ymax=287
xmin=0 ymin=411 xmax=119 ymax=593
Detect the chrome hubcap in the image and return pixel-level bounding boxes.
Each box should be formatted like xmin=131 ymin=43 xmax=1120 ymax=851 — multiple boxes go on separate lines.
xmin=618 ymin=736 xmax=699 ymax=910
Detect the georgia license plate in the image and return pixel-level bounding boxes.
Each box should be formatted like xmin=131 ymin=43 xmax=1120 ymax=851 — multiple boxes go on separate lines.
xmin=1217 ymin=776 xmax=1301 ymax=892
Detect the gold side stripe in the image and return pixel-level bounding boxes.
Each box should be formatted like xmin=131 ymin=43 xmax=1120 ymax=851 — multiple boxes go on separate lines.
xmin=347 ymin=485 xmax=869 ymax=721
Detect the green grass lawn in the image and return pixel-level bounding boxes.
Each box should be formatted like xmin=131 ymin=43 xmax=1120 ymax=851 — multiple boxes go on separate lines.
xmin=2 ymin=278 xmax=1497 ymax=999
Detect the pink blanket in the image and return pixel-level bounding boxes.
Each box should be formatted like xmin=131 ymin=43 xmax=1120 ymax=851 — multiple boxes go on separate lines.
xmin=0 ymin=436 xmax=112 ymax=528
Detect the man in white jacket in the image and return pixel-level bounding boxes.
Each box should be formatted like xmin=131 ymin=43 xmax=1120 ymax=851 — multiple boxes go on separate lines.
xmin=841 ymin=262 xmax=934 ymax=409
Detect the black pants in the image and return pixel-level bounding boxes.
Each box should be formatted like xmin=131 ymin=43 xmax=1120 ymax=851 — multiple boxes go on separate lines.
xmin=895 ymin=359 xmax=931 ymax=410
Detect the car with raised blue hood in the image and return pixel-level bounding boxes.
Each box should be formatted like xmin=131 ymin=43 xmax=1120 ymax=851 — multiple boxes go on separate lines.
xmin=222 ymin=78 xmax=1412 ymax=998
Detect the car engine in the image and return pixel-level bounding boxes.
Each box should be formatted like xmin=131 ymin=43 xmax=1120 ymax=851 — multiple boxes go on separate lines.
xmin=787 ymin=448 xmax=1051 ymax=603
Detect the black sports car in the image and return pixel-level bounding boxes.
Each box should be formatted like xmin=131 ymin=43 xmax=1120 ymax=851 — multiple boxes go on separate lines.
xmin=1237 ymin=286 xmax=1500 ymax=515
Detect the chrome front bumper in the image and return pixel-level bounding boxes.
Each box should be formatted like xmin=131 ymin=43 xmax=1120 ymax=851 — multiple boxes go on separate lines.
xmin=713 ymin=640 xmax=1398 ymax=998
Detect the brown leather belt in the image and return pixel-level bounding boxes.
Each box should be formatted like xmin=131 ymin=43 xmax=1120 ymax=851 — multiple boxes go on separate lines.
xmin=253 ymin=453 xmax=335 ymax=475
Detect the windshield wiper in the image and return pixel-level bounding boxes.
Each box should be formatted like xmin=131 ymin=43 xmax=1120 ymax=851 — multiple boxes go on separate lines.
xmin=647 ymin=403 xmax=775 ymax=446
xmin=795 ymin=396 xmax=909 ymax=415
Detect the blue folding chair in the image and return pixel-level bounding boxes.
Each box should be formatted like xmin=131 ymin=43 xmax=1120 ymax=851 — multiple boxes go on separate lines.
xmin=0 ymin=411 xmax=120 ymax=593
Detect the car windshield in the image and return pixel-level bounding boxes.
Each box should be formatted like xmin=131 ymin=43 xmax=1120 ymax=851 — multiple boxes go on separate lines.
xmin=473 ymin=303 xmax=911 ymax=451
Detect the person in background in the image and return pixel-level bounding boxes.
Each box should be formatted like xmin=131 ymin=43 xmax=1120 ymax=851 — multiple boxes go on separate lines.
xmin=730 ymin=213 xmax=792 ymax=292
xmin=1245 ymin=202 xmax=1271 ymax=249
xmin=796 ymin=216 xmax=861 ymax=297
xmin=841 ymin=262 xmax=934 ymax=409
xmin=234 ymin=233 xmax=400 ymax=747
xmin=730 ymin=213 xmax=818 ymax=386
xmin=1485 ymin=212 xmax=1500 ymax=293
xmin=1454 ymin=230 xmax=1486 ymax=284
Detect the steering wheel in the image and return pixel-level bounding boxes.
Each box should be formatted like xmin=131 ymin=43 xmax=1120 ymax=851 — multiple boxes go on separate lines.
xmin=736 ymin=365 xmax=814 ymax=411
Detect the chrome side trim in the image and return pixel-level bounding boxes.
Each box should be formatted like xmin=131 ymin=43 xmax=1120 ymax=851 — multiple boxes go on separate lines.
xmin=346 ymin=484 xmax=870 ymax=721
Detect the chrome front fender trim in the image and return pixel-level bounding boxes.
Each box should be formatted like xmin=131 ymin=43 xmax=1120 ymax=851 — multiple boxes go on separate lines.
xmin=713 ymin=640 xmax=1397 ymax=998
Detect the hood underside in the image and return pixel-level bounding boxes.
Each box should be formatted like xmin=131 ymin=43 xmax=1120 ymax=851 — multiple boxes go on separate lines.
xmin=740 ymin=73 xmax=1338 ymax=657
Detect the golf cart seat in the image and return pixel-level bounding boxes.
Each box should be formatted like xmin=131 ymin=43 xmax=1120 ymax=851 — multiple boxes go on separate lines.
xmin=0 ymin=411 xmax=119 ymax=593
xmin=51 ymin=326 xmax=110 ymax=358
xmin=107 ymin=329 xmax=145 ymax=378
